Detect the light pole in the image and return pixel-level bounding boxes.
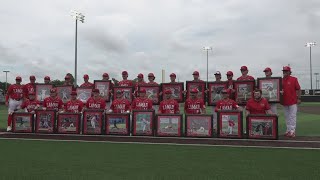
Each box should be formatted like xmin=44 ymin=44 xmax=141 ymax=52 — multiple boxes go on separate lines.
xmin=315 ymin=73 xmax=319 ymax=89
xmin=203 ymin=46 xmax=212 ymax=84
xmin=71 ymin=10 xmax=85 ymax=87
xmin=305 ymin=42 xmax=316 ymax=89
xmin=3 ymin=70 xmax=9 ymax=93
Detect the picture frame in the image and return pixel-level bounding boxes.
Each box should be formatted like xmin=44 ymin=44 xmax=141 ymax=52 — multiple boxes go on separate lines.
xmin=186 ymin=81 xmax=206 ymax=101
xmin=132 ymin=110 xmax=155 ymax=136
xmin=12 ymin=112 xmax=34 ymax=133
xmin=185 ymin=114 xmax=213 ymax=137
xmin=35 ymin=84 xmax=53 ymax=102
xmin=160 ymin=82 xmax=184 ymax=103
xmin=113 ymin=86 xmax=134 ymax=103
xmin=155 ymin=114 xmax=183 ymax=137
xmin=257 ymin=77 xmax=282 ymax=103
xmin=57 ymin=113 xmax=81 ymax=134
xmin=207 ymin=82 xmax=228 ymax=106
xmin=94 ymin=80 xmax=112 ymax=102
xmin=82 ymin=109 xmax=104 ymax=135
xmin=138 ymin=85 xmax=160 ymax=105
xmin=105 ymin=113 xmax=130 ymax=136
xmin=246 ymin=115 xmax=278 ymax=140
xmin=217 ymin=110 xmax=243 ymax=138
xmin=35 ymin=110 xmax=56 ymax=133
xmin=234 ymin=80 xmax=255 ymax=105
xmin=77 ymin=87 xmax=93 ymax=103
xmin=56 ymin=85 xmax=73 ymax=104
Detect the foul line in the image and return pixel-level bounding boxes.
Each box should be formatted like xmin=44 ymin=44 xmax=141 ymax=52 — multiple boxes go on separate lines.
xmin=0 ymin=137 xmax=319 ymax=150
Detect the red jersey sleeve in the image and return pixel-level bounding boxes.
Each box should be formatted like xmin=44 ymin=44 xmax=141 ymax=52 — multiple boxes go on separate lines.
xmin=21 ymin=101 xmax=27 ymax=109
xmin=58 ymin=99 xmax=64 ymax=109
xmin=295 ymin=78 xmax=301 ymax=90
xmin=43 ymin=98 xmax=48 ymax=108
xmin=101 ymin=99 xmax=106 ymax=109
xmin=232 ymin=100 xmax=239 ymax=109
xmin=125 ymin=100 xmax=131 ymax=112
xmin=264 ymin=99 xmax=271 ymax=110
xmin=158 ymin=102 xmax=164 ymax=114
xmin=131 ymin=99 xmax=137 ymax=110
xmin=148 ymin=99 xmax=153 ymax=109
xmin=174 ymin=101 xmax=180 ymax=114
xmin=5 ymin=86 xmax=13 ymax=102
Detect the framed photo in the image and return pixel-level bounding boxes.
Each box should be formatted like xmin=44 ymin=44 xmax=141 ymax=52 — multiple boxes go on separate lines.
xmin=207 ymin=82 xmax=228 ymax=106
xmin=138 ymin=85 xmax=160 ymax=105
xmin=56 ymin=85 xmax=73 ymax=104
xmin=35 ymin=84 xmax=53 ymax=102
xmin=185 ymin=114 xmax=213 ymax=137
xmin=12 ymin=112 xmax=34 ymax=133
xmin=155 ymin=114 xmax=183 ymax=137
xmin=94 ymin=80 xmax=111 ymax=102
xmin=186 ymin=81 xmax=206 ymax=101
xmin=77 ymin=87 xmax=93 ymax=103
xmin=234 ymin=80 xmax=255 ymax=105
xmin=247 ymin=115 xmax=278 ymax=140
xmin=161 ymin=83 xmax=184 ymax=103
xmin=82 ymin=109 xmax=104 ymax=135
xmin=217 ymin=111 xmax=243 ymax=138
xmin=132 ymin=110 xmax=155 ymax=136
xmin=257 ymin=77 xmax=282 ymax=103
xmin=113 ymin=86 xmax=134 ymax=103
xmin=35 ymin=110 xmax=56 ymax=133
xmin=105 ymin=113 xmax=130 ymax=135
xmin=57 ymin=113 xmax=81 ymax=134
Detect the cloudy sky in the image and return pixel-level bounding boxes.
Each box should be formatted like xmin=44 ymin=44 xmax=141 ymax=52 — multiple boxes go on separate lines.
xmin=1 ymin=0 xmax=320 ymax=88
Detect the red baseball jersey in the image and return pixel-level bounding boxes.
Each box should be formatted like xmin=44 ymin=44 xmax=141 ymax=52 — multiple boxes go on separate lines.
xmin=228 ymin=120 xmax=235 ymax=127
xmin=246 ymin=98 xmax=270 ymax=115
xmin=118 ymin=80 xmax=133 ymax=87
xmin=237 ymin=75 xmax=255 ymax=81
xmin=158 ymin=99 xmax=180 ymax=114
xmin=226 ymin=80 xmax=235 ymax=100
xmin=281 ymin=76 xmax=301 ymax=106
xmin=131 ymin=97 xmax=153 ymax=110
xmin=80 ymin=82 xmax=94 ymax=88
xmin=215 ymin=99 xmax=239 ymax=112
xmin=21 ymin=99 xmax=40 ymax=112
xmin=86 ymin=97 xmax=106 ymax=109
xmin=65 ymin=99 xmax=84 ymax=113
xmin=110 ymin=99 xmax=131 ymax=113
xmin=23 ymin=83 xmax=36 ymax=97
xmin=184 ymin=98 xmax=205 ymax=114
xmin=43 ymin=96 xmax=64 ymax=110
xmin=6 ymin=84 xmax=24 ymax=101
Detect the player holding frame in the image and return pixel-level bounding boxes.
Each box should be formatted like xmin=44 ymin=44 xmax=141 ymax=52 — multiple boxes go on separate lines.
xmin=184 ymin=88 xmax=206 ymax=114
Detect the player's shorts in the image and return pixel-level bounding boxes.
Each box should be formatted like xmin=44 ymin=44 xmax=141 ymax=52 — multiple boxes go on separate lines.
xmin=8 ymin=98 xmax=23 ymax=114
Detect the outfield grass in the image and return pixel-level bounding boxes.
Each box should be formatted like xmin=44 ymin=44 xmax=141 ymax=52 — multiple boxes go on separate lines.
xmin=0 ymin=139 xmax=319 ymax=180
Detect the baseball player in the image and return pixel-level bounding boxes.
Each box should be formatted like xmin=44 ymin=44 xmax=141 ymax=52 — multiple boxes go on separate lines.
xmin=147 ymin=73 xmax=158 ymax=85
xmin=5 ymin=76 xmax=24 ymax=131
xmin=101 ymin=73 xmax=114 ymax=110
xmin=281 ymin=66 xmax=301 ymax=138
xmin=246 ymin=89 xmax=273 ymax=116
xmin=211 ymin=71 xmax=223 ymax=126
xmin=21 ymin=92 xmax=40 ymax=113
xmin=118 ymin=71 xmax=134 ymax=86
xmin=44 ymin=76 xmax=51 ymax=84
xmin=109 ymin=90 xmax=131 ymax=113
xmin=158 ymin=89 xmax=180 ymax=114
xmin=86 ymin=89 xmax=106 ymax=110
xmin=169 ymin=73 xmax=177 ymax=83
xmin=226 ymin=71 xmax=236 ymax=100
xmin=263 ymin=67 xmax=278 ymax=114
xmin=134 ymin=73 xmax=147 ymax=97
xmin=89 ymin=115 xmax=98 ymax=129
xmin=131 ymin=89 xmax=153 ymax=110
xmin=24 ymin=75 xmax=37 ymax=99
xmin=80 ymin=74 xmax=94 ymax=88
xmin=63 ymin=75 xmax=73 ymax=86
xmin=228 ymin=118 xmax=235 ymax=134
xmin=64 ymin=91 xmax=84 ymax=113
xmin=215 ymin=89 xmax=241 ymax=112
xmin=184 ymin=88 xmax=206 ymax=114
xmin=192 ymin=71 xmax=204 ymax=82
xmin=237 ymin=66 xmax=255 ymax=81
xmin=141 ymin=118 xmax=150 ymax=132
xmin=102 ymin=73 xmax=110 ymax=81
xmin=214 ymin=71 xmax=222 ymax=82
xmin=42 ymin=88 xmax=64 ymax=111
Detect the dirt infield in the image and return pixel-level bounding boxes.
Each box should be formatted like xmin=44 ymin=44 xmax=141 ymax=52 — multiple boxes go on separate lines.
xmin=299 ymin=106 xmax=320 ymax=115
xmin=1 ymin=132 xmax=320 ymax=149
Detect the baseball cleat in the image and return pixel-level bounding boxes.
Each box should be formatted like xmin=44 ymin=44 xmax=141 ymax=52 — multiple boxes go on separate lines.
xmin=6 ymin=126 xmax=12 ymax=132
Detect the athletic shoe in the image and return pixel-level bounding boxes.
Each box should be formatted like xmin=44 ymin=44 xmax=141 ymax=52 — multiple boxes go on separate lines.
xmin=284 ymin=132 xmax=290 ymax=137
xmin=6 ymin=126 xmax=12 ymax=132
xmin=289 ymin=132 xmax=296 ymax=138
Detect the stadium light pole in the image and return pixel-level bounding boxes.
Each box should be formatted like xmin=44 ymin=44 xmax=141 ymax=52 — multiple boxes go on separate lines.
xmin=3 ymin=70 xmax=9 ymax=93
xmin=305 ymin=42 xmax=316 ymax=90
xmin=203 ymin=46 xmax=212 ymax=84
xmin=71 ymin=10 xmax=85 ymax=87
xmin=315 ymin=73 xmax=319 ymax=89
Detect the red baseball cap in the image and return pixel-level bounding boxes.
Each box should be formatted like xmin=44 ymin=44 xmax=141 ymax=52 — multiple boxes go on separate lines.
xmin=103 ymin=73 xmax=109 ymax=77
xmin=282 ymin=66 xmax=291 ymax=72
xmin=50 ymin=88 xmax=57 ymax=93
xmin=139 ymin=89 xmax=146 ymax=93
xmin=137 ymin=73 xmax=144 ymax=78
xmin=83 ymin=74 xmax=89 ymax=79
xmin=122 ymin=71 xmax=128 ymax=75
xmin=30 ymin=75 xmax=36 ymax=80
xmin=70 ymin=91 xmax=77 ymax=95
xmin=226 ymin=71 xmax=233 ymax=76
xmin=44 ymin=76 xmax=50 ymax=80
xmin=92 ymin=89 xmax=100 ymax=93
xmin=170 ymin=73 xmax=176 ymax=77
xmin=164 ymin=89 xmax=172 ymax=94
xmin=192 ymin=71 xmax=199 ymax=75
xmin=15 ymin=76 xmax=22 ymax=81
xmin=190 ymin=88 xmax=199 ymax=93
xmin=240 ymin=66 xmax=248 ymax=71
xmin=148 ymin=73 xmax=155 ymax=77
xmin=263 ymin=67 xmax=272 ymax=72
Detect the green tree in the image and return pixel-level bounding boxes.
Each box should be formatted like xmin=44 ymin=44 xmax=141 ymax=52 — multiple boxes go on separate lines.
xmin=51 ymin=79 xmax=64 ymax=86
